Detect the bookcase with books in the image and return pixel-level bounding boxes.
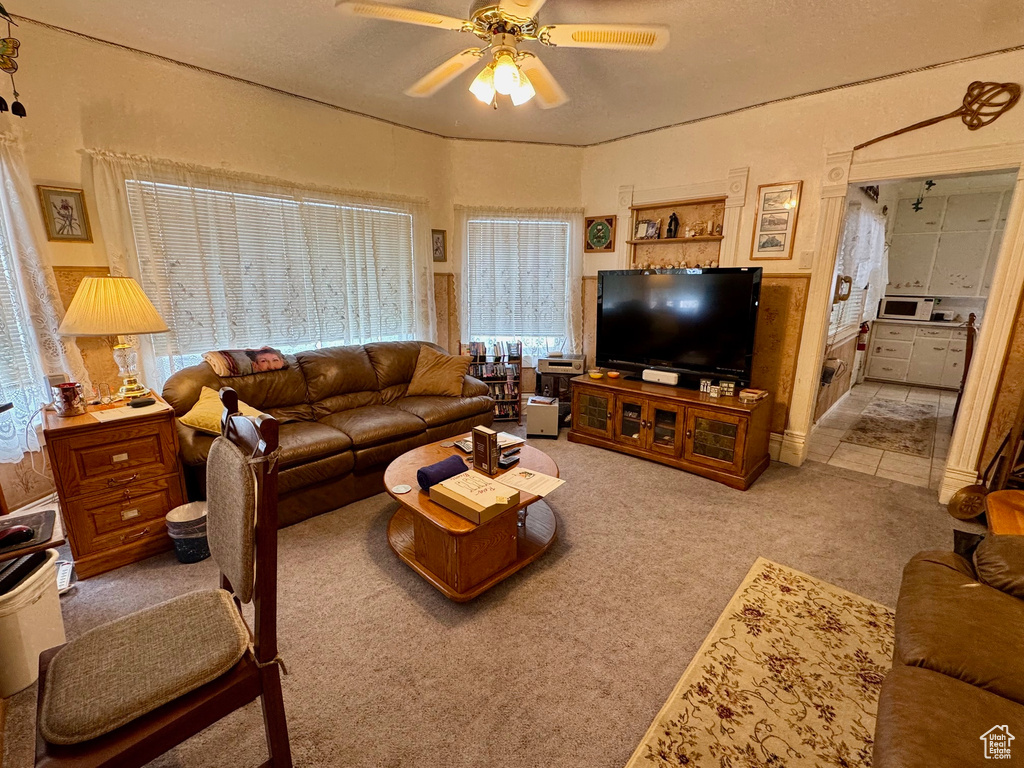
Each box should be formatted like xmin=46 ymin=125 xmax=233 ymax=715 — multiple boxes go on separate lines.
xmin=461 ymin=341 xmax=523 ymax=424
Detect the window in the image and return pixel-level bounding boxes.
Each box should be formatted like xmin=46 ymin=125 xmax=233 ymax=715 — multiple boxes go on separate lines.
xmin=0 ymin=233 xmax=47 ymax=461
xmin=460 ymin=209 xmax=581 ymax=358
xmin=828 ymin=200 xmax=887 ymax=339
xmin=124 ymin=179 xmax=423 ymax=384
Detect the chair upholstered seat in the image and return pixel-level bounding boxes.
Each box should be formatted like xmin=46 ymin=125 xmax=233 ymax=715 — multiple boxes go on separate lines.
xmin=39 ymin=589 xmax=249 ymax=746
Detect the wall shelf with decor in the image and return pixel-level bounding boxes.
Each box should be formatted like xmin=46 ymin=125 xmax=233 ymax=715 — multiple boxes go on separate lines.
xmin=628 ymin=196 xmax=727 ymax=269
xmin=460 ymin=341 xmax=523 ymax=424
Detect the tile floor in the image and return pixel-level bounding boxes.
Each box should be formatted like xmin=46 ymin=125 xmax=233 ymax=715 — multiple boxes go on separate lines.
xmin=807 ymin=382 xmax=956 ymax=490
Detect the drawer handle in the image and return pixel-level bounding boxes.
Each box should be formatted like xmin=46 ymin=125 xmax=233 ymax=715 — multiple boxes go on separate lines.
xmin=107 ymin=473 xmax=139 ymax=488
xmin=686 ymin=429 xmax=693 ymax=439
xmin=889 ymin=331 xmax=899 ymax=335
xmin=933 ymin=346 xmax=945 ymax=351
xmin=120 ymin=527 xmax=150 ymax=543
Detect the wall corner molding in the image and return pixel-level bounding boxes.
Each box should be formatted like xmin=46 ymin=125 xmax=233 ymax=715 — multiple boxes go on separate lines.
xmin=726 ymin=167 xmax=749 ymax=208
xmin=822 ymin=151 xmax=854 ymax=198
xmin=778 ymin=429 xmax=808 ymax=466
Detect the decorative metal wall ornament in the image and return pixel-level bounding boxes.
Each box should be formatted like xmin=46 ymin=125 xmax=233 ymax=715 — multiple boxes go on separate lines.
xmin=0 ymin=4 xmax=23 ymax=117
xmin=854 ymin=81 xmax=1020 ymax=151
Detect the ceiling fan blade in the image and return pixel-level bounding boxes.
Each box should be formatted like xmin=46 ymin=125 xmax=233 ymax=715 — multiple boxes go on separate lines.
xmin=336 ymin=1 xmax=468 ymax=31
xmin=517 ymin=54 xmax=567 ymax=109
xmin=538 ymin=23 xmax=670 ymax=51
xmin=498 ymin=0 xmax=547 ymax=21
xmin=405 ymin=49 xmax=483 ymax=97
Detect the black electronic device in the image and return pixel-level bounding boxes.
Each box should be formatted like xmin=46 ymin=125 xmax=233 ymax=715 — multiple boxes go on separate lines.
xmin=498 ymin=454 xmax=520 ymax=469
xmin=595 ymin=268 xmax=762 ymax=387
xmin=128 ymin=397 xmax=157 ymax=408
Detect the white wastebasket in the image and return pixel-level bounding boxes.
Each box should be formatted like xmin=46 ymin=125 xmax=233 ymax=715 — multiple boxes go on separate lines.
xmin=0 ymin=549 xmax=66 ymax=697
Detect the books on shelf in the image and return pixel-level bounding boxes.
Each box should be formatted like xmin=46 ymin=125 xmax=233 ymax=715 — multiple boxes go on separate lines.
xmin=461 ymin=340 xmax=523 ymax=424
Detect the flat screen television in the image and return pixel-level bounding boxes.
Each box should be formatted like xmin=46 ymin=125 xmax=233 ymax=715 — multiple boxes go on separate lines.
xmin=595 ymin=268 xmax=762 ymax=386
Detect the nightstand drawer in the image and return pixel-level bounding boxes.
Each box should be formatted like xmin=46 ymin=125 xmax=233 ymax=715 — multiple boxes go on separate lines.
xmin=51 ymin=419 xmax=179 ymax=497
xmin=65 ymin=475 xmax=182 ymax=555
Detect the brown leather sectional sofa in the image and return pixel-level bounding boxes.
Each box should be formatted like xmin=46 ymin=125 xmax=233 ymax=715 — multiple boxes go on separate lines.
xmin=163 ymin=341 xmax=493 ymax=527
xmin=875 ymin=539 xmax=1024 ymax=767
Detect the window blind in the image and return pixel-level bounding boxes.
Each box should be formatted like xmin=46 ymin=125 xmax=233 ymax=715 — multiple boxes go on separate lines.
xmin=124 ymin=180 xmax=419 ymax=383
xmin=463 ymin=213 xmax=572 ymax=356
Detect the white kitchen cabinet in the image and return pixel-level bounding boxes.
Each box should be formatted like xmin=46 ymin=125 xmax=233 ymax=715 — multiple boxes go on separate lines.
xmin=929 ymin=231 xmax=992 ymax=296
xmin=872 ymin=339 xmax=913 ymax=359
xmin=983 ymin=230 xmax=1003 ymax=293
xmin=867 ymin=356 xmax=910 ymax=381
xmin=886 ymin=233 xmax=936 ymax=295
xmin=906 ymin=337 xmax=949 ymax=384
xmin=942 ymin=193 xmax=1002 ymax=230
xmin=941 ymin=340 xmax=967 ymax=389
xmin=894 ymin=196 xmax=944 ymax=233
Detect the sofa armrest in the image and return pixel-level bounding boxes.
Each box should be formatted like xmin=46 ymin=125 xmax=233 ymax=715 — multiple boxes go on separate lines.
xmin=974 ymin=535 xmax=1024 ymax=600
xmin=462 ymin=374 xmax=490 ymax=398
xmin=176 ymin=420 xmax=215 ymax=467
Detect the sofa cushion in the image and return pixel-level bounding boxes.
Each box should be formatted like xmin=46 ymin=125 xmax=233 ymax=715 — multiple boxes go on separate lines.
xmin=405 ymin=346 xmax=470 ymax=398
xmin=365 ymin=340 xmax=423 ymax=396
xmin=177 ymin=420 xmax=350 ymax=468
xmin=178 ymin=387 xmax=265 ymax=436
xmin=162 ymin=362 xmax=309 ymax=417
xmin=320 ymin=405 xmax=426 ymax=449
xmin=39 ymin=589 xmax=248 ymax=745
xmin=974 ymin=534 xmax=1024 ymax=600
xmin=279 ymin=452 xmax=356 ymax=495
xmin=895 ymin=550 xmax=1024 ymax=704
xmin=297 ymin=345 xmax=383 ymax=418
xmin=394 ymin=395 xmax=494 ymax=427
xmin=875 ymin=664 xmax=1024 ymax=768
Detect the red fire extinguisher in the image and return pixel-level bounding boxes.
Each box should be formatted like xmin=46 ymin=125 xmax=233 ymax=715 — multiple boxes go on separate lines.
xmin=857 ymin=322 xmax=870 ymax=351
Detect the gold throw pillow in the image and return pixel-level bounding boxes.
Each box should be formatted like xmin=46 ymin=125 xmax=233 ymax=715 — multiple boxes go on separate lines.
xmin=178 ymin=386 xmax=266 ymax=436
xmin=406 ymin=346 xmax=470 ymax=398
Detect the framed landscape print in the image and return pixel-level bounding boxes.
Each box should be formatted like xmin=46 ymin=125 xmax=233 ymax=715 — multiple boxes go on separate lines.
xmin=584 ymin=215 xmax=616 ymax=253
xmin=431 ymin=229 xmax=447 ymax=262
xmin=38 ymin=186 xmax=93 ymax=242
xmin=750 ymin=181 xmax=801 ymax=260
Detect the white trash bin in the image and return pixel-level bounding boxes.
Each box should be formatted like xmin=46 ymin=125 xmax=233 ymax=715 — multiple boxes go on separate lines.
xmin=0 ymin=549 xmax=66 ymax=697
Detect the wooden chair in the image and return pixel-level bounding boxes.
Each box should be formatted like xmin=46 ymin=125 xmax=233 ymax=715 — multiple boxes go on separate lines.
xmin=34 ymin=388 xmax=292 ymax=767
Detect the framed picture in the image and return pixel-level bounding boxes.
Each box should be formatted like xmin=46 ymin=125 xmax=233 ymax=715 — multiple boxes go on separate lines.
xmin=38 ymin=186 xmax=93 ymax=242
xmin=431 ymin=229 xmax=447 ymax=263
xmin=584 ymin=215 xmax=616 ymax=253
xmin=634 ymin=218 xmax=661 ymax=240
xmin=751 ymin=181 xmax=801 ymax=260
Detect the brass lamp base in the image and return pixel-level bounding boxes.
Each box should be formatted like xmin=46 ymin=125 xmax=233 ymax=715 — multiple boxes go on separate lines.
xmin=113 ymin=340 xmax=150 ymax=400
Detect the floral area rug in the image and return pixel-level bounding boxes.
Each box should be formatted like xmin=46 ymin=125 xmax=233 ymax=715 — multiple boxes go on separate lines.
xmin=842 ymin=400 xmax=936 ymax=458
xmin=626 ymin=558 xmax=895 ymax=768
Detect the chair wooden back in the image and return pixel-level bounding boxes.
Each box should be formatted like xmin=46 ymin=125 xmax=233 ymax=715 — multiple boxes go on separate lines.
xmin=217 ymin=387 xmax=281 ymax=667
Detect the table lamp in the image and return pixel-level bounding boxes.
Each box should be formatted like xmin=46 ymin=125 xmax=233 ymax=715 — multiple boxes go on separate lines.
xmin=57 ymin=276 xmax=169 ymax=399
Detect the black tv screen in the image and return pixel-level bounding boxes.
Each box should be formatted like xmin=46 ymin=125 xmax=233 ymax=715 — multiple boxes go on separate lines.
xmin=596 ymin=268 xmax=762 ymax=384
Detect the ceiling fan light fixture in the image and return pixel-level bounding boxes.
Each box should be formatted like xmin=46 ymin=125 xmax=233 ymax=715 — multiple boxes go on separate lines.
xmin=510 ymin=70 xmax=535 ymax=106
xmin=469 ymin=64 xmax=496 ymax=104
xmin=492 ymin=52 xmax=520 ymax=95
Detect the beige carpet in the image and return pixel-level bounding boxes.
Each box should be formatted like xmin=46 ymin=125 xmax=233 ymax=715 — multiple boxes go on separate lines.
xmin=842 ymin=400 xmax=937 ymax=458
xmin=626 ymin=558 xmax=893 ymax=768
xmin=2 ymin=433 xmax=952 ymax=768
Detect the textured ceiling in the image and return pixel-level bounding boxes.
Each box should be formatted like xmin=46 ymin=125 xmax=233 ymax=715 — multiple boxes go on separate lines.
xmin=23 ymin=0 xmax=1024 ymax=145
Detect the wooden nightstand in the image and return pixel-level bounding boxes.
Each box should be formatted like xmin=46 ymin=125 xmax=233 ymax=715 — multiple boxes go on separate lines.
xmin=43 ymin=396 xmax=185 ymax=578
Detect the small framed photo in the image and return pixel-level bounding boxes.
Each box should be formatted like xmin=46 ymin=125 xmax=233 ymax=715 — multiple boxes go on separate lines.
xmin=431 ymin=229 xmax=447 ymax=263
xmin=634 ymin=219 xmax=661 ymax=240
xmin=584 ymin=215 xmax=616 ymax=253
xmin=751 ymin=181 xmax=801 ymax=260
xmin=38 ymin=186 xmax=93 ymax=242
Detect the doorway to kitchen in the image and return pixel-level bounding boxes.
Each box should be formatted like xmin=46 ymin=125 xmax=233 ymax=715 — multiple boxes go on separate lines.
xmin=809 ymin=168 xmax=1016 ymax=487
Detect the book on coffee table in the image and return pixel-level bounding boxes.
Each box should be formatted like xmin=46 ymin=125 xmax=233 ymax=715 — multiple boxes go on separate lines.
xmin=429 ymin=470 xmax=520 ymax=524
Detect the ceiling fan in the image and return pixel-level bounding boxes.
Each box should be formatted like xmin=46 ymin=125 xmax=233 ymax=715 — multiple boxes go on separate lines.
xmin=336 ymin=0 xmax=669 ymax=109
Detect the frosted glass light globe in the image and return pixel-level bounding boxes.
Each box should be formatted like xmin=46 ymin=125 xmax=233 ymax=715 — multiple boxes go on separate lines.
xmin=492 ymin=54 xmax=520 ymax=96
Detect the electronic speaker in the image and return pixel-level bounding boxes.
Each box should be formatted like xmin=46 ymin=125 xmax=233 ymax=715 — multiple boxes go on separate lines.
xmin=641 ymin=369 xmax=679 ymax=386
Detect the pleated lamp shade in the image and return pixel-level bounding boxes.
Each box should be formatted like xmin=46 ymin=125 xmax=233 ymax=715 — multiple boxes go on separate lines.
xmin=58 ymin=277 xmax=169 ymax=337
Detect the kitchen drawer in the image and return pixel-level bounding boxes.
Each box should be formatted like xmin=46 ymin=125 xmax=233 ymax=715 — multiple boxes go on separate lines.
xmin=50 ymin=419 xmax=179 ymax=498
xmin=64 ymin=475 xmax=183 ymax=556
xmin=866 ymin=356 xmax=910 ymax=381
xmin=915 ymin=327 xmax=952 ymax=339
xmin=952 ymin=329 xmax=969 ymax=339
xmin=871 ymin=340 xmax=913 ymax=359
xmin=874 ymin=325 xmax=916 ymax=342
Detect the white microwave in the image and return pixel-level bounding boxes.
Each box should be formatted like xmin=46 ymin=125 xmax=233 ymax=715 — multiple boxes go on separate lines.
xmin=878 ymin=296 xmax=935 ymax=321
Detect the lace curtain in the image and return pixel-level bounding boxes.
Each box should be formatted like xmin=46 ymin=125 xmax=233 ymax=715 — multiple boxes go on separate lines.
xmin=455 ymin=205 xmax=583 ymax=361
xmin=829 ymin=200 xmax=888 ymax=338
xmin=0 ymin=137 xmax=89 ymax=462
xmin=89 ymin=151 xmax=436 ymax=389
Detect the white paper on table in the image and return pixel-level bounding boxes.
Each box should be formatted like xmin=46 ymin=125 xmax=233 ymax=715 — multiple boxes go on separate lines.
xmin=493 ymin=467 xmax=564 ymax=497
xmin=496 ymin=432 xmax=525 ymax=448
xmin=90 ymin=401 xmax=173 ymax=422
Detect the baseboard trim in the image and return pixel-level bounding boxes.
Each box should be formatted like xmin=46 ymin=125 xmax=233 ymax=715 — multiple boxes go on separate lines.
xmin=779 ymin=430 xmax=808 ymax=466
xmin=769 ymin=432 xmax=783 ymax=461
xmin=939 ymin=465 xmax=980 ymax=505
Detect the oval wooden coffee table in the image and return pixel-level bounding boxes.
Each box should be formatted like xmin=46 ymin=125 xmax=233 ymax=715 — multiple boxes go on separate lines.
xmin=384 ymin=436 xmax=558 ymax=602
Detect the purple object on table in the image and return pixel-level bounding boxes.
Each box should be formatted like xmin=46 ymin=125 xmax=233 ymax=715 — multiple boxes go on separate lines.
xmin=417 ymin=454 xmax=469 ymax=491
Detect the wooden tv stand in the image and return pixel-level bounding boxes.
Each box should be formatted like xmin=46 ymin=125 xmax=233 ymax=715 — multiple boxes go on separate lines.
xmin=568 ymin=375 xmax=771 ymax=490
